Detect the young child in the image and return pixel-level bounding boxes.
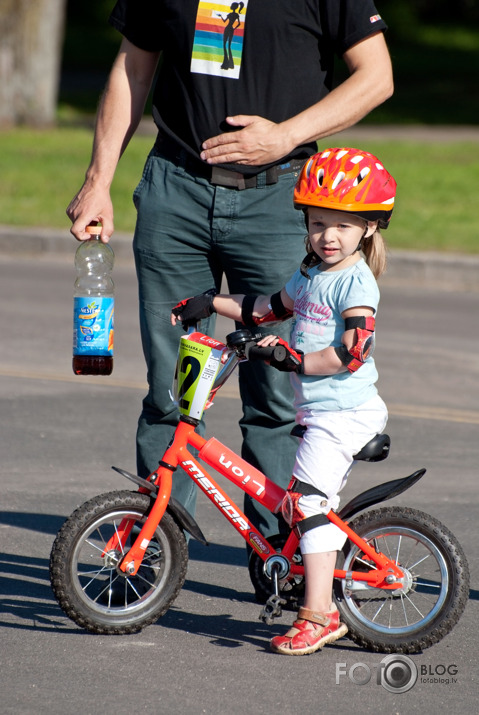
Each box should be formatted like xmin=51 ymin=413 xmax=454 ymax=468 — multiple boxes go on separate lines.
xmin=171 ymin=147 xmax=397 ymax=655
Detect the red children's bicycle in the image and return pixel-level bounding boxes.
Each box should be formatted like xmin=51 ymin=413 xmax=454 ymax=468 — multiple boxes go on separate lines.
xmin=50 ymin=327 xmax=469 ymax=653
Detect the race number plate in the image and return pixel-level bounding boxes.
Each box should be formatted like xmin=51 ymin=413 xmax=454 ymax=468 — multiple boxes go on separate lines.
xmin=173 ymin=332 xmax=227 ymax=419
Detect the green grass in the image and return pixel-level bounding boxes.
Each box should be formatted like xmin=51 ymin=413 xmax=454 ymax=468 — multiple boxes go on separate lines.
xmin=0 ymin=128 xmax=478 ymax=254
xmin=0 ymin=127 xmax=148 ymax=233
xmin=355 ymin=141 xmax=479 ymax=253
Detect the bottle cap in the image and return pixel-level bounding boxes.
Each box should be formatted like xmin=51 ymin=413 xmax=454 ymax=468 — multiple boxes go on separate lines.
xmin=85 ymin=224 xmax=102 ymax=235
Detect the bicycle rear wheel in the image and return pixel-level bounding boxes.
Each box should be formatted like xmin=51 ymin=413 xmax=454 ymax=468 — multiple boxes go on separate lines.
xmin=334 ymin=506 xmax=469 ymax=653
xmin=50 ymin=490 xmax=188 ymax=634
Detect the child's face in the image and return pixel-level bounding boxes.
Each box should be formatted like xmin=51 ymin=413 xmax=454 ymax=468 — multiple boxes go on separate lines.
xmin=307 ymin=207 xmax=375 ymax=271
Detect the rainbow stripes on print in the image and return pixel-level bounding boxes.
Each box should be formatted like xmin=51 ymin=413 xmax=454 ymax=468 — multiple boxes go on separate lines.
xmin=191 ymin=1 xmax=248 ymax=79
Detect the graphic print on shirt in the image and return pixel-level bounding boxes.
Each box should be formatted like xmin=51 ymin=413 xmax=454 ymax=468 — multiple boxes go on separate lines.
xmin=292 ymin=285 xmax=331 ymax=346
xmin=191 ymin=1 xmax=248 ymax=79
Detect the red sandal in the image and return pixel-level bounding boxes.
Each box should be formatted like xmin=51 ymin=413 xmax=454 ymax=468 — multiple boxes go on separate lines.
xmin=270 ymin=607 xmax=348 ymax=656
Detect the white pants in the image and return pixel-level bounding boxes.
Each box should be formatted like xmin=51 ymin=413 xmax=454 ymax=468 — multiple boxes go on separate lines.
xmin=293 ymin=395 xmax=388 ymax=554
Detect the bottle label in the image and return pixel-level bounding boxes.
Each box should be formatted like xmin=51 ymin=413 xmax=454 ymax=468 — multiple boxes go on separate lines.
xmin=73 ymin=297 xmax=114 ymax=356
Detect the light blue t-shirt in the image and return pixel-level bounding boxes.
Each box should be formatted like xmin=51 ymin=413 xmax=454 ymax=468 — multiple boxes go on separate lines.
xmin=284 ymin=258 xmax=380 ymax=412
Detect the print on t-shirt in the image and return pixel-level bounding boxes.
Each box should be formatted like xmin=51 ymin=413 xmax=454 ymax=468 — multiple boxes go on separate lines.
xmin=191 ymin=1 xmax=248 ymax=79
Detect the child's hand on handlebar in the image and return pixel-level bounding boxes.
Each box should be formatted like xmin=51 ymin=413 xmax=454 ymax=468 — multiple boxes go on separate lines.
xmin=256 ymin=334 xmax=280 ymax=348
xmin=257 ymin=335 xmax=305 ymax=373
xmin=171 ymin=289 xmax=217 ymax=327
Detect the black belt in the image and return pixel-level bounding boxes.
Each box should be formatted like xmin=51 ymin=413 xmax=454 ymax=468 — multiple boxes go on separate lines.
xmin=154 ymin=134 xmax=305 ymax=190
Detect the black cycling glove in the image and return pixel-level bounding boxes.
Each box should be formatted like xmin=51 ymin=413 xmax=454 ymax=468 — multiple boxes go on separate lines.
xmin=172 ymin=288 xmax=217 ymax=325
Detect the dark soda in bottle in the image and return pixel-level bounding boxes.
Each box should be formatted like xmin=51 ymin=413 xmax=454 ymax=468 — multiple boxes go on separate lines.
xmin=72 ymin=225 xmax=114 ymax=375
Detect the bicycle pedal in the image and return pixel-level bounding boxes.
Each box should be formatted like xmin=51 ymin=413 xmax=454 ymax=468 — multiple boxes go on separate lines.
xmin=259 ymin=594 xmax=287 ymax=625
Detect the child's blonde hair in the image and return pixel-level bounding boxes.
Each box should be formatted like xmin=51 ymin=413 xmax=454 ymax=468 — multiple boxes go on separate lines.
xmin=360 ymin=229 xmax=387 ymax=278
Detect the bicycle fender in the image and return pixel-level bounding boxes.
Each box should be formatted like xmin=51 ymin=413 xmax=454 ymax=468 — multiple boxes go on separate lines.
xmin=168 ymin=497 xmax=209 ymax=546
xmin=338 ymin=469 xmax=426 ymax=521
xmin=112 ymin=466 xmax=159 ymax=493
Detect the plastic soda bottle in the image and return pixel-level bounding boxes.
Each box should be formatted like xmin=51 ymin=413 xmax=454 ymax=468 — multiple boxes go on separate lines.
xmin=72 ymin=225 xmax=114 ymax=375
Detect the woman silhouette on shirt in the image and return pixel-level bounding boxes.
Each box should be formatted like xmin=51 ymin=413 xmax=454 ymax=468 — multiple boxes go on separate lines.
xmin=217 ymin=2 xmax=244 ymax=70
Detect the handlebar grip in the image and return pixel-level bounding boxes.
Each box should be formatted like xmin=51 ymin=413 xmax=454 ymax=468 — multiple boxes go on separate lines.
xmin=247 ymin=344 xmax=287 ymax=362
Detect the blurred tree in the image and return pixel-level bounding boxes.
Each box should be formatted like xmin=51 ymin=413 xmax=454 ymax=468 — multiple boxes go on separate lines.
xmin=0 ymin=0 xmax=67 ymax=127
xmin=62 ymin=0 xmax=118 ymax=72
xmin=381 ymin=0 xmax=479 ymax=38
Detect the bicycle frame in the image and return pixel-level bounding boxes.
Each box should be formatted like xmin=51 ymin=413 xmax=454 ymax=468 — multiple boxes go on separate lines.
xmin=110 ymin=414 xmax=404 ymax=592
xmin=50 ymin=325 xmax=469 ymax=647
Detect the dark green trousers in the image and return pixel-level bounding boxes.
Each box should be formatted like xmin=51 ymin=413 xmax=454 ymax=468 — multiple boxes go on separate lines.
xmin=133 ymin=147 xmax=306 ymax=540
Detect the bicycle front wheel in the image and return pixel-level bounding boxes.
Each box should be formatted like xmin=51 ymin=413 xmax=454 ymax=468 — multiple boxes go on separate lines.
xmin=50 ymin=490 xmax=188 ymax=635
xmin=334 ymin=506 xmax=469 ymax=653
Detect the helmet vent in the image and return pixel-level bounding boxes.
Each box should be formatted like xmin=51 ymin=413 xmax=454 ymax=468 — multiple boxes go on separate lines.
xmin=332 ymin=171 xmax=345 ymax=190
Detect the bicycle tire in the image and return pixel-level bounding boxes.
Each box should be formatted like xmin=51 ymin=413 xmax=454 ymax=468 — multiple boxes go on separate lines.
xmin=50 ymin=490 xmax=188 ymax=635
xmin=333 ymin=506 xmax=469 ymax=653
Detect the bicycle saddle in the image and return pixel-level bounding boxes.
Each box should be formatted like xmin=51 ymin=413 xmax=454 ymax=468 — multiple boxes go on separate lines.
xmin=290 ymin=426 xmax=390 ymax=462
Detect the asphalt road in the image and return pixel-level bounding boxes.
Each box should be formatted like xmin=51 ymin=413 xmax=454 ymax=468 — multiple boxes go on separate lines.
xmin=0 ymin=253 xmax=478 ymax=714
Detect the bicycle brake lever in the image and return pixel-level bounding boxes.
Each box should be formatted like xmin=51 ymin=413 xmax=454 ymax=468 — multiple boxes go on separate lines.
xmin=259 ymin=594 xmax=287 ymax=625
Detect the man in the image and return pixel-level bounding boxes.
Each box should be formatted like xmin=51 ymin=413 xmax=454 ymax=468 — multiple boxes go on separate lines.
xmin=67 ymin=1 xmax=393 ymax=552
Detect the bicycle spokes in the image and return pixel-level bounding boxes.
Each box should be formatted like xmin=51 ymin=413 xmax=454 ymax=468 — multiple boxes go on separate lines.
xmin=340 ymin=526 xmax=449 ymax=631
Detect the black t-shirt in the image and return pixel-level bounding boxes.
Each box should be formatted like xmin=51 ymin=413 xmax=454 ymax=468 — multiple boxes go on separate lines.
xmin=109 ymin=1 xmax=387 ymax=170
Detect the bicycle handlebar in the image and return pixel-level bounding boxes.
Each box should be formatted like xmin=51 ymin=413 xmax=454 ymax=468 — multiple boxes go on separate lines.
xmin=246 ymin=344 xmax=287 ymax=363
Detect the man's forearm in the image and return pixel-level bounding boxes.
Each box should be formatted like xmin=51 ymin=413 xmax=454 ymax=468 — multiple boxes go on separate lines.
xmin=67 ymin=39 xmax=160 ymax=240
xmin=86 ymin=40 xmax=159 ymax=189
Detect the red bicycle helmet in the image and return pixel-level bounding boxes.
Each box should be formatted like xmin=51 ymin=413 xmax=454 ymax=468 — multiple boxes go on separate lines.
xmin=294 ymin=148 xmax=396 ymax=228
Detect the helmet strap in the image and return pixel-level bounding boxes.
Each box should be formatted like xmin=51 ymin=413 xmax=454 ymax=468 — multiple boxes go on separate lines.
xmin=300 ymin=251 xmax=320 ymax=279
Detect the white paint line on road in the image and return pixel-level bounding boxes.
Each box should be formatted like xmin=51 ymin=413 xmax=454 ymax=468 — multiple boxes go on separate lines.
xmin=1 ymin=368 xmax=479 ymax=424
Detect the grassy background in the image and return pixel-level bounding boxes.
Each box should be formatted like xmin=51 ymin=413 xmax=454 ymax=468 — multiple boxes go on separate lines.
xmin=1 ymin=3 xmax=478 ymax=253
xmin=1 ymin=128 xmax=478 ymax=254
